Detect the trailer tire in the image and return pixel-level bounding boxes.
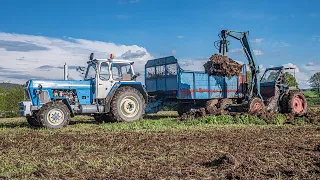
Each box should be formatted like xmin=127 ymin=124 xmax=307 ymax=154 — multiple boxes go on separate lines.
xmin=177 ymin=103 xmax=191 ymax=116
xmin=110 ymin=86 xmax=145 ymax=122
xmin=38 ymin=101 xmax=70 ymax=129
xmin=26 ymin=114 xmax=41 ymax=127
xmin=205 ymin=99 xmax=219 ymax=114
xmin=94 ymin=114 xmax=114 ymax=123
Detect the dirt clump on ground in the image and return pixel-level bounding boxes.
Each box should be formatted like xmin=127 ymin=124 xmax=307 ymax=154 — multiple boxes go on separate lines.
xmin=305 ymin=109 xmax=320 ymax=125
xmin=203 ymin=54 xmax=242 ymax=78
xmin=0 ymin=124 xmax=319 ymax=179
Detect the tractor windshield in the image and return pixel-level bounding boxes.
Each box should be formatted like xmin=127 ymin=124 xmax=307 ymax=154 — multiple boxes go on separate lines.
xmin=111 ymin=63 xmax=133 ymax=80
xmin=261 ymin=69 xmax=280 ymax=83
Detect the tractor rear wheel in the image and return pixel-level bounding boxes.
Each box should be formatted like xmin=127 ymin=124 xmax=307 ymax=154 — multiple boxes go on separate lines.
xmin=248 ymin=97 xmax=265 ymax=113
xmin=286 ymin=91 xmax=307 ymax=115
xmin=38 ymin=101 xmax=70 ymax=129
xmin=110 ymin=86 xmax=145 ymax=122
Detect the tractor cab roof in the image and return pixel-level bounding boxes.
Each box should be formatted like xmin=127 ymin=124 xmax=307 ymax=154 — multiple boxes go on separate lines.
xmin=88 ymin=59 xmax=135 ymax=65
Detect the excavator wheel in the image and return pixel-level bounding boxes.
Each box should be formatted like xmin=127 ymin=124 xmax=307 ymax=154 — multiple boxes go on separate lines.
xmin=283 ymin=91 xmax=307 ymax=116
xmin=248 ymin=97 xmax=265 ymax=113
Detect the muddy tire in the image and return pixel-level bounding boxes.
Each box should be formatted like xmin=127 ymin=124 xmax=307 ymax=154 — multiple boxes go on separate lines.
xmin=38 ymin=101 xmax=70 ymax=129
xmin=177 ymin=103 xmax=191 ymax=116
xmin=248 ymin=97 xmax=265 ymax=113
xmin=110 ymin=86 xmax=145 ymax=122
xmin=285 ymin=91 xmax=307 ymax=115
xmin=218 ymin=98 xmax=233 ymax=110
xmin=205 ymin=99 xmax=219 ymax=114
xmin=26 ymin=114 xmax=41 ymax=127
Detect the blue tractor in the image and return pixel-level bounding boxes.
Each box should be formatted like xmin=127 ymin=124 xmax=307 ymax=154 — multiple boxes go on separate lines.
xmin=19 ymin=54 xmax=148 ymax=129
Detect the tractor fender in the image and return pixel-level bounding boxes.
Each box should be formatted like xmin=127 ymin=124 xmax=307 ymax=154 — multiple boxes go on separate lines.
xmin=104 ymin=82 xmax=148 ymax=113
xmin=51 ymin=97 xmax=75 ymax=117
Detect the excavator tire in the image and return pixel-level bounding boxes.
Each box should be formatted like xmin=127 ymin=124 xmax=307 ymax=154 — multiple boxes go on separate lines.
xmin=284 ymin=91 xmax=307 ymax=116
xmin=110 ymin=86 xmax=145 ymax=122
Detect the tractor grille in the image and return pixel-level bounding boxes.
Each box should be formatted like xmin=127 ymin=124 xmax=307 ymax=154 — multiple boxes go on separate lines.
xmin=40 ymin=91 xmax=50 ymax=104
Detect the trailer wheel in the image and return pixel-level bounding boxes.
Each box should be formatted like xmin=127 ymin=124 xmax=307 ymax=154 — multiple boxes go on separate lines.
xmin=38 ymin=101 xmax=70 ymax=129
xmin=205 ymin=99 xmax=219 ymax=114
xmin=177 ymin=103 xmax=191 ymax=116
xmin=94 ymin=114 xmax=114 ymax=123
xmin=248 ymin=97 xmax=265 ymax=113
xmin=218 ymin=98 xmax=233 ymax=110
xmin=287 ymin=91 xmax=307 ymax=115
xmin=110 ymin=86 xmax=145 ymax=122
xmin=26 ymin=114 xmax=41 ymax=127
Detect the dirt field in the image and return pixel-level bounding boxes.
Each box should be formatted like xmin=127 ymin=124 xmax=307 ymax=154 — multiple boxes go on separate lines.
xmin=0 ymin=116 xmax=319 ymax=179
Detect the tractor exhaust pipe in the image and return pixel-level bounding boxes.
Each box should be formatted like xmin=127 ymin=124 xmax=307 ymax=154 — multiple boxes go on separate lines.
xmin=64 ymin=63 xmax=68 ymax=80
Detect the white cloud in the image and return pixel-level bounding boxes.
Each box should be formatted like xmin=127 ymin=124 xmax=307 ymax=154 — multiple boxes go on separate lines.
xmin=177 ymin=36 xmax=184 ymax=39
xmin=230 ymin=48 xmax=243 ymax=53
xmin=283 ymin=63 xmax=300 ymax=72
xmin=171 ymin=50 xmax=176 ymax=55
xmin=312 ymin=35 xmax=320 ymax=41
xmin=230 ymin=48 xmax=263 ymax=56
xmin=253 ymin=50 xmax=264 ymax=56
xmin=304 ymin=62 xmax=320 ymax=73
xmin=0 ymin=32 xmax=153 ymax=84
xmin=251 ymin=38 xmax=264 ymax=43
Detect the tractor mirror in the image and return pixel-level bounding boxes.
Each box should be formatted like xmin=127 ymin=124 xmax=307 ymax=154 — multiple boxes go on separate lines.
xmin=89 ymin=53 xmax=94 ymax=60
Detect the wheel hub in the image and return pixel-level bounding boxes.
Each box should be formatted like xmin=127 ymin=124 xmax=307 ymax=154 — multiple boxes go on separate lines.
xmin=47 ymin=108 xmax=64 ymax=125
xmin=293 ymin=96 xmax=304 ymax=113
xmin=120 ymin=96 xmax=139 ymax=118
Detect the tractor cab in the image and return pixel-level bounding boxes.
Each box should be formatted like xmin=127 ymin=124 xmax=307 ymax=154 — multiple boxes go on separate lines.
xmin=260 ymin=66 xmax=297 ymax=100
xmin=77 ymin=53 xmax=140 ymax=99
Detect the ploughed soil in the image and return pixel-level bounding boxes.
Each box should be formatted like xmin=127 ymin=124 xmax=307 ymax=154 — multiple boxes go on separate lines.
xmin=0 ymin=125 xmax=319 ymax=179
xmin=203 ymin=54 xmax=242 ymax=78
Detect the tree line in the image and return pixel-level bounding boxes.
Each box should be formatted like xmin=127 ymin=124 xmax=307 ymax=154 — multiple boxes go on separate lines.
xmin=0 ymin=87 xmax=24 ymax=118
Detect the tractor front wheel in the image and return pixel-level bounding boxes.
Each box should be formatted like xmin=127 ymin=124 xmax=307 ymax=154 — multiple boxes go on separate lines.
xmin=110 ymin=86 xmax=145 ymax=122
xmin=38 ymin=101 xmax=70 ymax=129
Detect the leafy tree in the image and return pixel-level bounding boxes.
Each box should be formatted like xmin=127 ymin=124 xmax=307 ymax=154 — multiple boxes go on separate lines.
xmin=310 ymin=72 xmax=320 ymax=97
xmin=284 ymin=72 xmax=298 ymax=88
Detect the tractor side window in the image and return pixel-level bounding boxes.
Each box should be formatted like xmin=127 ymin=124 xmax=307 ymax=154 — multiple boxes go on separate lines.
xmin=100 ymin=62 xmax=110 ymax=80
xmin=85 ymin=64 xmax=96 ymax=80
xmin=112 ymin=66 xmax=122 ymax=80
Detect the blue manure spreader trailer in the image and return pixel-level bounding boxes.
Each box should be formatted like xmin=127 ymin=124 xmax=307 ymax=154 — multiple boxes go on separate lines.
xmin=145 ymin=56 xmax=247 ymax=115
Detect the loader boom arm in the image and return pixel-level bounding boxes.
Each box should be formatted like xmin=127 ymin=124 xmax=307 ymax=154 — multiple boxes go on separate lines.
xmin=219 ymin=30 xmax=262 ymax=100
